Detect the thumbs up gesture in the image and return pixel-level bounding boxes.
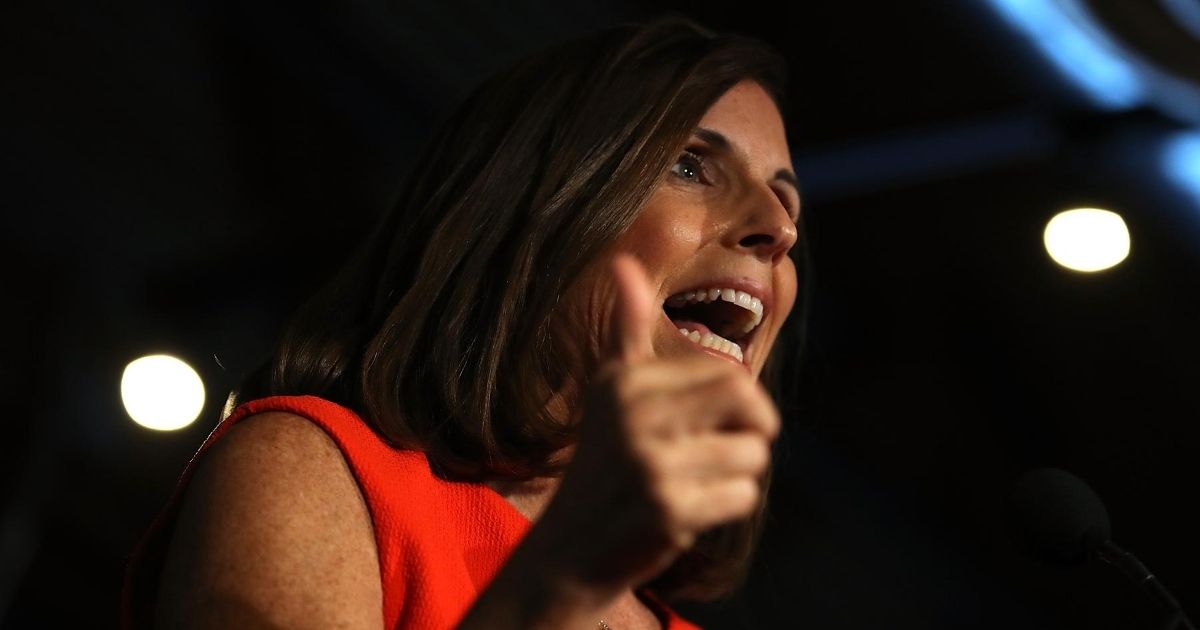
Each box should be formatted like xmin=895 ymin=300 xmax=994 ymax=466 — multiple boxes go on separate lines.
xmin=533 ymin=253 xmax=782 ymax=595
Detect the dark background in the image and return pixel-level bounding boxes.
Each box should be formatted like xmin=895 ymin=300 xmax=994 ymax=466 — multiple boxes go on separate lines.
xmin=3 ymin=1 xmax=1199 ymax=628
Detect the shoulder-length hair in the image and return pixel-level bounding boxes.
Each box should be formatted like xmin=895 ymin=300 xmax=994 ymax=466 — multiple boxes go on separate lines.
xmin=230 ymin=14 xmax=811 ymax=603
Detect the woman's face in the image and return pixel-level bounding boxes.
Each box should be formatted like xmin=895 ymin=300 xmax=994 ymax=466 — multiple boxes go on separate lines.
xmin=593 ymin=79 xmax=800 ymax=379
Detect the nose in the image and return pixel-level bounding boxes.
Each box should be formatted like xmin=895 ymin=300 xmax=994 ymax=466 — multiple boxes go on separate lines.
xmin=730 ymin=185 xmax=798 ymax=264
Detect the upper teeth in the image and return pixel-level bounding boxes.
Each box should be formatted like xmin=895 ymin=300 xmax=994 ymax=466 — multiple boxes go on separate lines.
xmin=665 ymin=288 xmax=764 ymax=334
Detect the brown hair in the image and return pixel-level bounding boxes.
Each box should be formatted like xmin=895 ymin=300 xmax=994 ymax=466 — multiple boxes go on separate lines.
xmin=229 ymin=14 xmax=811 ymax=602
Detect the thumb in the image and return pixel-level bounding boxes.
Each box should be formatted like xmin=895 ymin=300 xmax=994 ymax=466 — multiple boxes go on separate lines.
xmin=608 ymin=253 xmax=657 ymax=363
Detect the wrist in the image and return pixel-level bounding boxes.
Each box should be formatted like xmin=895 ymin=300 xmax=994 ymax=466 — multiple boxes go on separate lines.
xmin=458 ymin=520 xmax=620 ymax=630
xmin=514 ymin=518 xmax=621 ymax=618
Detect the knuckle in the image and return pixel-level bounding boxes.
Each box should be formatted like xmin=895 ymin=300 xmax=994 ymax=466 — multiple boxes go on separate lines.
xmin=714 ymin=439 xmax=737 ymax=467
xmin=753 ymin=441 xmax=772 ymax=470
xmin=634 ymin=443 xmax=669 ymax=479
xmin=733 ymin=478 xmax=760 ymax=511
xmin=724 ymin=438 xmax=767 ymax=475
xmin=645 ymin=479 xmax=679 ymax=522
xmin=623 ymin=396 xmax=666 ymax=437
xmin=609 ymin=368 xmax=636 ymax=398
xmin=748 ymin=439 xmax=771 ymax=473
xmin=726 ymin=372 xmax=756 ymax=398
xmin=608 ymin=376 xmax=650 ymax=422
xmin=708 ymin=371 xmax=743 ymax=396
xmin=764 ymin=407 xmax=782 ymax=439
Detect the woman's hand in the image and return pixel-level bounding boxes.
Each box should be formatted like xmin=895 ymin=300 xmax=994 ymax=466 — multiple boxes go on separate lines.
xmin=535 ymin=253 xmax=781 ymax=595
xmin=457 ymin=254 xmax=780 ymax=629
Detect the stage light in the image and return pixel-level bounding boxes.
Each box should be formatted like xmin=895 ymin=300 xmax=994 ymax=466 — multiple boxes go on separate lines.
xmin=983 ymin=0 xmax=1144 ymax=109
xmin=1043 ymin=208 xmax=1130 ymax=272
xmin=982 ymin=0 xmax=1200 ymax=125
xmin=1162 ymin=130 xmax=1200 ymax=207
xmin=1160 ymin=0 xmax=1200 ymax=41
xmin=121 ymin=354 xmax=206 ymax=431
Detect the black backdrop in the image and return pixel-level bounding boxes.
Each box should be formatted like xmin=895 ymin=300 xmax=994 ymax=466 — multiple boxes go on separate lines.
xmin=2 ymin=1 xmax=1198 ymax=628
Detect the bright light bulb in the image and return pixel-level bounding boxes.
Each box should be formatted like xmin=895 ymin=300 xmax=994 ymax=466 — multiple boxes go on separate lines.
xmin=121 ymin=354 xmax=205 ymax=431
xmin=1043 ymin=208 xmax=1130 ymax=272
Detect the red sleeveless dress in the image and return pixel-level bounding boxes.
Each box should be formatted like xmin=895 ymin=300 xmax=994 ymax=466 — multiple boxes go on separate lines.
xmin=121 ymin=394 xmax=700 ymax=629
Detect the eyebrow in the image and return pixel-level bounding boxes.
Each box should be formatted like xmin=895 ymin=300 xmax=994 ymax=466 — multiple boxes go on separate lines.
xmin=693 ymin=127 xmax=801 ymax=210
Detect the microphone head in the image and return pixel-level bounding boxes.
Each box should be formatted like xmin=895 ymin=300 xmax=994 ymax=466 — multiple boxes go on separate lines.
xmin=1008 ymin=467 xmax=1112 ymax=565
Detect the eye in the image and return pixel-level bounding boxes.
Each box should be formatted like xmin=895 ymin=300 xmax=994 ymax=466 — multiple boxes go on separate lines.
xmin=669 ymin=149 xmax=708 ymax=184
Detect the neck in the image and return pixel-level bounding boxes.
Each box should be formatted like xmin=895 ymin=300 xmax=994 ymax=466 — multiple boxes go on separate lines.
xmin=488 ymin=384 xmax=580 ymax=521
xmin=487 ymin=471 xmax=564 ymax=521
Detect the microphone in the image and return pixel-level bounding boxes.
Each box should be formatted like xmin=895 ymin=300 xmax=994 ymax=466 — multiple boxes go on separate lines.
xmin=1008 ymin=467 xmax=1195 ymax=630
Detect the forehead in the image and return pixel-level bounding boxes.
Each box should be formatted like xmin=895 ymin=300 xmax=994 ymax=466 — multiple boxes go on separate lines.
xmin=695 ymin=80 xmax=790 ymax=165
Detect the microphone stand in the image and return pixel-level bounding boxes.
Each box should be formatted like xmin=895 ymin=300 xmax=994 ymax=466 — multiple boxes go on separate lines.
xmin=1097 ymin=540 xmax=1196 ymax=630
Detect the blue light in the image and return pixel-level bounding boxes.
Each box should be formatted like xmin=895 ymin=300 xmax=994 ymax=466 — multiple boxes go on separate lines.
xmin=983 ymin=0 xmax=1146 ymax=109
xmin=1160 ymin=0 xmax=1200 ymax=41
xmin=1162 ymin=131 xmax=1200 ymax=207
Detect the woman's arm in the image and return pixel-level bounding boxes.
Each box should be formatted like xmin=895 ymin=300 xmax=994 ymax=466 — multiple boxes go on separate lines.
xmin=155 ymin=256 xmax=776 ymax=630
xmin=154 ymin=412 xmax=613 ymax=630
xmin=153 ymin=412 xmax=385 ymax=629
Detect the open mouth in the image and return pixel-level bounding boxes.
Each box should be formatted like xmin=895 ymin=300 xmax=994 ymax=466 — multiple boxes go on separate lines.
xmin=663 ymin=287 xmax=764 ymax=364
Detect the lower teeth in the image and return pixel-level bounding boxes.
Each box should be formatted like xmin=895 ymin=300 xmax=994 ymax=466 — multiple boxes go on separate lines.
xmin=677 ymin=328 xmax=743 ymax=362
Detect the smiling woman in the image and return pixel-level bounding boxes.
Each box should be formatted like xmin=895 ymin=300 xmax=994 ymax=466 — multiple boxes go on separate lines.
xmin=614 ymin=81 xmax=800 ymax=375
xmin=122 ymin=14 xmax=810 ymax=630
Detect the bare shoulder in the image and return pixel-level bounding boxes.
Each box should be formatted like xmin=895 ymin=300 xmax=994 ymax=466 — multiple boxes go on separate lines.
xmin=154 ymin=411 xmax=383 ymax=629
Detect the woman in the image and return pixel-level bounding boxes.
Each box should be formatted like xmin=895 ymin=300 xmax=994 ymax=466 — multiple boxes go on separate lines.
xmin=123 ymin=14 xmax=809 ymax=629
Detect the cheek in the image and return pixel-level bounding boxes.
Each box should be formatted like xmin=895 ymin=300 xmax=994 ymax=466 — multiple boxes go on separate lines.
xmin=757 ymin=258 xmax=799 ymax=366
xmin=774 ymin=257 xmax=799 ymax=321
xmin=614 ymin=202 xmax=705 ymax=272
